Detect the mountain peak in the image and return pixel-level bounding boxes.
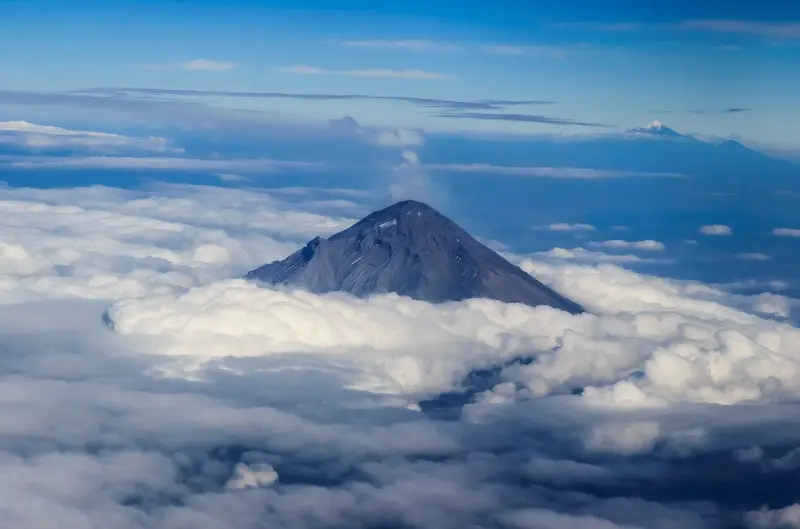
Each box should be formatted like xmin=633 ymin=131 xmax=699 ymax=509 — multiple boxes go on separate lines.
xmin=717 ymin=139 xmax=747 ymax=149
xmin=389 ymin=199 xmax=433 ymax=211
xmin=360 ymin=199 xmax=437 ymax=224
xmin=629 ymin=121 xmax=684 ymax=138
xmin=245 ymin=201 xmax=583 ymax=313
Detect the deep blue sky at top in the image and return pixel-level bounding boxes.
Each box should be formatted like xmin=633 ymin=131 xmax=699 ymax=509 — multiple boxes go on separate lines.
xmin=0 ymin=0 xmax=799 ymax=145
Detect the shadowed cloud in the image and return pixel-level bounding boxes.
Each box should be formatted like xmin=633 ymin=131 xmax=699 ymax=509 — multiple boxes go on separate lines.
xmin=73 ymin=87 xmax=555 ymax=111
xmin=435 ymin=111 xmax=614 ymax=128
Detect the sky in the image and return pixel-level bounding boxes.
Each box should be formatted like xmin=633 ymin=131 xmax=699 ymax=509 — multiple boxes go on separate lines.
xmin=3 ymin=2 xmax=800 ymax=528
xmin=1 ymin=0 xmax=799 ymax=145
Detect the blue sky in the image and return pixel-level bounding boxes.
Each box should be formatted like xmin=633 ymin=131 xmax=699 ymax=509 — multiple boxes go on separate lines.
xmin=0 ymin=0 xmax=799 ymax=145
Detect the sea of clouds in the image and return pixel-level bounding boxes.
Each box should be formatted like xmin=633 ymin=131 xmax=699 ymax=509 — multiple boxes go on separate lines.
xmin=1 ymin=182 xmax=799 ymax=528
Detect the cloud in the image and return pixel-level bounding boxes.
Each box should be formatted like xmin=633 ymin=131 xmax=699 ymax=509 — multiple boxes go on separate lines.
xmin=686 ymin=108 xmax=751 ymax=115
xmin=278 ymin=65 xmax=452 ymax=79
xmin=737 ymin=253 xmax=772 ymax=261
xmin=677 ymin=20 xmax=800 ymax=39
xmin=588 ymin=240 xmax=666 ymax=252
xmin=339 ymin=39 xmax=573 ymax=58
xmin=329 ymin=116 xmax=425 ymax=148
xmin=746 ymin=504 xmax=800 ymax=528
xmin=563 ymin=20 xmax=800 ymax=40
xmin=428 ymin=164 xmax=685 ymax=179
xmin=214 ymin=173 xmax=250 ymax=183
xmin=76 ymin=87 xmax=554 ymax=111
xmin=389 ymin=150 xmax=436 ymax=203
xmin=0 ymin=120 xmax=180 ymax=153
xmin=370 ymin=128 xmax=425 ymax=147
xmin=480 ymin=44 xmax=568 ymax=58
xmin=436 ymin=111 xmax=613 ymax=128
xmin=225 ymin=463 xmax=279 ymax=490
xmin=340 ymin=40 xmax=460 ymax=52
xmin=531 ymin=247 xmax=649 ymax=264
xmin=699 ymin=225 xmax=733 ymax=236
xmin=533 ymin=223 xmax=597 ymax=232
xmin=177 ymin=58 xmax=238 ymax=71
xmin=2 ymin=182 xmax=800 ymax=528
xmin=773 ymin=228 xmax=800 ymax=237
xmin=1 ymin=155 xmax=323 ymax=173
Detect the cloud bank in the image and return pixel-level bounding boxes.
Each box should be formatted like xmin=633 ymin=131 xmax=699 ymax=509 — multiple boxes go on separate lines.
xmin=0 ymin=182 xmax=798 ymax=529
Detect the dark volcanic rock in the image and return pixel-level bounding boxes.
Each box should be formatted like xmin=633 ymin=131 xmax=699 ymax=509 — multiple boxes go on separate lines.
xmin=245 ymin=200 xmax=583 ymax=313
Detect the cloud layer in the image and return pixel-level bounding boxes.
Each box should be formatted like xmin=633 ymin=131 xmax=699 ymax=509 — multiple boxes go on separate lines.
xmin=0 ymin=183 xmax=798 ymax=529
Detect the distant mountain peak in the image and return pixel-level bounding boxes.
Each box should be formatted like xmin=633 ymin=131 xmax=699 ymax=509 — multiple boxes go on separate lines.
xmin=644 ymin=120 xmax=666 ymax=131
xmin=245 ymin=201 xmax=583 ymax=314
xmin=717 ymin=139 xmax=747 ymax=149
xmin=628 ymin=121 xmax=685 ymax=138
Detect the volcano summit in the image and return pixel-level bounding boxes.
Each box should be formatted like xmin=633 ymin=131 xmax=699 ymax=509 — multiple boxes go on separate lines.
xmin=245 ymin=200 xmax=583 ymax=313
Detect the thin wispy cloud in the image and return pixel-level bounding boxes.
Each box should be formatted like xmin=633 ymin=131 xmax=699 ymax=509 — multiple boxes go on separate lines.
xmin=437 ymin=111 xmax=613 ymax=128
xmin=654 ymin=108 xmax=752 ymax=115
xmin=677 ymin=20 xmax=800 ymax=39
xmin=710 ymin=44 xmax=744 ymax=51
xmin=1 ymin=155 xmax=322 ymax=173
xmin=178 ymin=58 xmax=238 ymax=71
xmin=341 ymin=40 xmax=460 ymax=52
xmin=532 ymin=223 xmax=597 ymax=232
xmin=737 ymin=252 xmax=772 ymax=261
xmin=427 ymin=164 xmax=684 ymax=179
xmin=0 ymin=120 xmax=180 ymax=153
xmin=773 ymin=227 xmax=800 ymax=237
xmin=138 ymin=59 xmax=238 ymax=71
xmin=588 ymin=240 xmax=666 ymax=251
xmin=700 ymin=224 xmax=733 ymax=236
xmin=338 ymin=39 xmax=568 ymax=57
xmin=79 ymin=87 xmax=552 ymax=111
xmin=559 ymin=20 xmax=800 ymax=40
xmin=480 ymin=44 xmax=568 ymax=58
xmin=278 ymin=65 xmax=452 ymax=79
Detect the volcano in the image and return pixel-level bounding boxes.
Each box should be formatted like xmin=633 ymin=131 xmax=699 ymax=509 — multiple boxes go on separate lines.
xmin=628 ymin=120 xmax=688 ymax=139
xmin=245 ymin=200 xmax=583 ymax=313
